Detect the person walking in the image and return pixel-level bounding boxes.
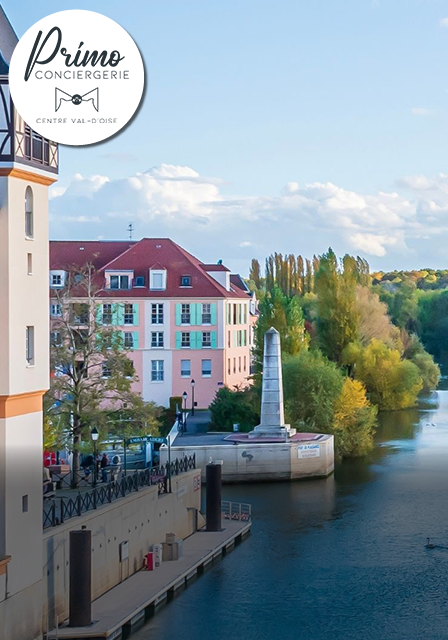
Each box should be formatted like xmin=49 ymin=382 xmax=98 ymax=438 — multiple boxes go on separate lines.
xmin=100 ymin=452 xmax=109 ymax=483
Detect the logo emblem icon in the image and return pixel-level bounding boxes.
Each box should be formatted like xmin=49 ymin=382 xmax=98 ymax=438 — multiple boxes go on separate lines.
xmin=9 ymin=10 xmax=145 ymax=146
xmin=55 ymin=88 xmax=99 ymax=112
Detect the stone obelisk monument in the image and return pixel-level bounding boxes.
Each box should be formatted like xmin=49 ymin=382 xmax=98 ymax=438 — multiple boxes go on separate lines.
xmin=249 ymin=327 xmax=295 ymax=439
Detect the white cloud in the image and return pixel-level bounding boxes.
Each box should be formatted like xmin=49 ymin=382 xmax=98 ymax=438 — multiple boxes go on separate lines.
xmin=49 ymin=164 xmax=448 ymax=273
xmin=440 ymin=17 xmax=448 ymax=27
xmin=411 ymin=107 xmax=435 ymax=116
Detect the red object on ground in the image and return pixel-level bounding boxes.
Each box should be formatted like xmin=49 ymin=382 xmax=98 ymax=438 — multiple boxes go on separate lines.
xmin=144 ymin=552 xmax=154 ymax=571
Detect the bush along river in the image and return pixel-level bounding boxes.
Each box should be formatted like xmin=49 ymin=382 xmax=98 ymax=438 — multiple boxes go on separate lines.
xmin=132 ymin=387 xmax=448 ymax=640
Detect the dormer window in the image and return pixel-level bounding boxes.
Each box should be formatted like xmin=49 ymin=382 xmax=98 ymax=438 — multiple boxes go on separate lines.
xmin=110 ymin=275 xmax=130 ymax=290
xmin=180 ymin=275 xmax=191 ymax=287
xmin=50 ymin=270 xmax=65 ymax=288
xmin=150 ymin=269 xmax=167 ymax=291
xmin=134 ymin=276 xmax=145 ymax=287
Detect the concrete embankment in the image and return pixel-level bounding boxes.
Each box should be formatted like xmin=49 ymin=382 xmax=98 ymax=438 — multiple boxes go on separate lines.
xmin=47 ymin=519 xmax=251 ymax=639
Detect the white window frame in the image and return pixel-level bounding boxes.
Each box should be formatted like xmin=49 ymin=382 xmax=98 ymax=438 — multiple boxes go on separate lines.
xmin=151 ymin=331 xmax=164 ymax=348
xmin=202 ymin=303 xmax=211 ymax=324
xmin=181 ymin=304 xmax=191 ymax=325
xmin=150 ymin=270 xmax=167 ymax=291
xmin=124 ymin=332 xmax=134 ymax=349
xmin=202 ymin=331 xmax=211 ymax=348
xmin=181 ymin=359 xmax=191 ymax=378
xmin=124 ymin=303 xmax=134 ymax=325
xmin=50 ymin=303 xmax=62 ymax=317
xmin=151 ymin=303 xmax=164 ymax=325
xmin=151 ymin=360 xmax=164 ymax=382
xmin=181 ymin=332 xmax=191 ymax=348
xmin=202 ymin=359 xmax=212 ymax=378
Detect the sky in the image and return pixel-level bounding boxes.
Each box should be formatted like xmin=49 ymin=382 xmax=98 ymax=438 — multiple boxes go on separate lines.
xmin=8 ymin=0 xmax=448 ymax=275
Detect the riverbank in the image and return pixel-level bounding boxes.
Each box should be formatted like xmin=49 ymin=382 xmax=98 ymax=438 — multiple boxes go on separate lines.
xmin=47 ymin=519 xmax=251 ymax=639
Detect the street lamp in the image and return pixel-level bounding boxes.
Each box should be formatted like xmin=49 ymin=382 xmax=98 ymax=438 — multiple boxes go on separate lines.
xmin=182 ymin=391 xmax=188 ymax=433
xmin=191 ymin=378 xmax=196 ymax=416
xmin=91 ymin=427 xmax=99 ymax=488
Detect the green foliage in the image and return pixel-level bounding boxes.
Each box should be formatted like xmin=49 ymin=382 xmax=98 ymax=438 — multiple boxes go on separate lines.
xmin=343 ymin=339 xmax=423 ymax=410
xmin=254 ymin=287 xmax=308 ymax=369
xmin=283 ymin=350 xmax=344 ymax=432
xmin=333 ymin=378 xmax=377 ymax=458
xmin=209 ymin=387 xmax=259 ymax=432
xmin=416 ymin=290 xmax=448 ymax=361
xmin=315 ymin=250 xmax=360 ymax=362
xmin=411 ymin=352 xmax=440 ymax=391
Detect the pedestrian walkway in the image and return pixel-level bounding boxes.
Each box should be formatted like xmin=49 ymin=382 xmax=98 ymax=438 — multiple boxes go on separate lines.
xmin=183 ymin=409 xmax=211 ymax=434
xmin=48 ymin=519 xmax=250 ymax=639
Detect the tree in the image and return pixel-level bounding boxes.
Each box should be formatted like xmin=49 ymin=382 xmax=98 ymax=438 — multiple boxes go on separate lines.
xmin=333 ymin=379 xmax=377 ymax=458
xmin=249 ymin=258 xmax=262 ymax=290
xmin=283 ymin=350 xmax=344 ymax=433
xmin=254 ymin=287 xmax=309 ymax=369
xmin=343 ymin=339 xmax=423 ymax=410
xmin=315 ymin=249 xmax=360 ymax=363
xmin=355 ymin=285 xmax=400 ymax=348
xmin=46 ymin=264 xmax=161 ymax=486
xmin=411 ymin=352 xmax=440 ymax=392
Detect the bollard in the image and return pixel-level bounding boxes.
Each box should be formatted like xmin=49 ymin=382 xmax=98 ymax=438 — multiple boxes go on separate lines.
xmin=69 ymin=529 xmax=92 ymax=627
xmin=206 ymin=463 xmax=222 ymax=531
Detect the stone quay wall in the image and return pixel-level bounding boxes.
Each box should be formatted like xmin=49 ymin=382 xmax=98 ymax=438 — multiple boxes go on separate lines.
xmin=42 ymin=468 xmax=202 ymax=629
xmin=163 ymin=436 xmax=334 ymax=483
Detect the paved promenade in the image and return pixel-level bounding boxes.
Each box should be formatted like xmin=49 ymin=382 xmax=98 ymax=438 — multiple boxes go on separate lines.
xmin=48 ymin=519 xmax=251 ymax=639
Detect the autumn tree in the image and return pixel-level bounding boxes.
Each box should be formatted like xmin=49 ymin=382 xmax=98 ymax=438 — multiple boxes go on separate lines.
xmin=333 ymin=378 xmax=377 ymax=458
xmin=342 ymin=339 xmax=423 ymax=410
xmin=46 ymin=264 xmax=160 ymax=486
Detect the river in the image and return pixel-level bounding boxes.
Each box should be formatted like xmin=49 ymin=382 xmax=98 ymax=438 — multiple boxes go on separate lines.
xmin=132 ymin=389 xmax=448 ymax=640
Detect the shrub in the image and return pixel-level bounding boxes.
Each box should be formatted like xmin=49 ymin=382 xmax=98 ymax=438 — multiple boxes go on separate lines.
xmin=209 ymin=387 xmax=259 ymax=432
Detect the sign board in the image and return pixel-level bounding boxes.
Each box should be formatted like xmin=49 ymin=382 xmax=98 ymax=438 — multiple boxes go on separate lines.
xmin=126 ymin=436 xmax=167 ymax=445
xmin=119 ymin=541 xmax=129 ymax=561
xmin=298 ymin=444 xmax=320 ymax=459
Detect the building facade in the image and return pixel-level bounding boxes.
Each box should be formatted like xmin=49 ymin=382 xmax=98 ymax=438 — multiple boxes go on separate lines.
xmin=0 ymin=7 xmax=59 ymax=640
xmin=50 ymin=239 xmax=255 ymax=408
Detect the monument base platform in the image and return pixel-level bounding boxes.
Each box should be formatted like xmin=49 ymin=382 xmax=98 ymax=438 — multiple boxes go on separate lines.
xmin=248 ymin=425 xmax=296 ymax=439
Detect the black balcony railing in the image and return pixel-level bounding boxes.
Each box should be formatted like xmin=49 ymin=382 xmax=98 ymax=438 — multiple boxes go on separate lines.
xmin=43 ymin=455 xmax=196 ymax=530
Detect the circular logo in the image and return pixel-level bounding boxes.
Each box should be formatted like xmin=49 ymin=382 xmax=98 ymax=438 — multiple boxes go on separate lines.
xmin=9 ymin=10 xmax=145 ymax=146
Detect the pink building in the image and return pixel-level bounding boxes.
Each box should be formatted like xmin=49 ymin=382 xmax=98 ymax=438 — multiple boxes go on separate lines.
xmin=49 ymin=238 xmax=255 ymax=408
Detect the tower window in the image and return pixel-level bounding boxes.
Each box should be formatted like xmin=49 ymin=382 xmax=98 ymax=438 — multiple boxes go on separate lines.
xmin=26 ymin=326 xmax=35 ymax=365
xmin=27 ymin=253 xmax=33 ymax=275
xmin=25 ymin=186 xmax=33 ymax=238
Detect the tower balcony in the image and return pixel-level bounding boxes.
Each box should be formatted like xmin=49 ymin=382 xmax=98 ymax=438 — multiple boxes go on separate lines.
xmin=0 ymin=77 xmax=58 ymax=174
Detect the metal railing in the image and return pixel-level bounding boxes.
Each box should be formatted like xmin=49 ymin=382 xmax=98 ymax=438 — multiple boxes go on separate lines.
xmin=43 ymin=455 xmax=196 ymax=529
xmin=221 ymin=501 xmax=252 ymax=522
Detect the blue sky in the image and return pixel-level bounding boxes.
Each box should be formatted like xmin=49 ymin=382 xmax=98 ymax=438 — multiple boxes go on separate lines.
xmin=8 ymin=0 xmax=448 ymax=274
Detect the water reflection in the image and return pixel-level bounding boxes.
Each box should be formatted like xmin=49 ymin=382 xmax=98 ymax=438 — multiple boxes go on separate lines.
xmin=132 ymin=391 xmax=448 ymax=640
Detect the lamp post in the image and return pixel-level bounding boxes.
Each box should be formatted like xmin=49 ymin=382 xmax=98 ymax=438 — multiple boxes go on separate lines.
xmin=91 ymin=427 xmax=99 ymax=488
xmin=182 ymin=391 xmax=188 ymax=433
xmin=191 ymin=378 xmax=196 ymax=416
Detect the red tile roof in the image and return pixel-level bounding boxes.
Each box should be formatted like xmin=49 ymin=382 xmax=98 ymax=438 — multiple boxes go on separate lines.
xmin=50 ymin=240 xmax=135 ymax=270
xmin=50 ymin=238 xmax=249 ymax=300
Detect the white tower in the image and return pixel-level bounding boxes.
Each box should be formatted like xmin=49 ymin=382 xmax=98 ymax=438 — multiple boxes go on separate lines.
xmin=0 ymin=8 xmax=58 ymax=640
